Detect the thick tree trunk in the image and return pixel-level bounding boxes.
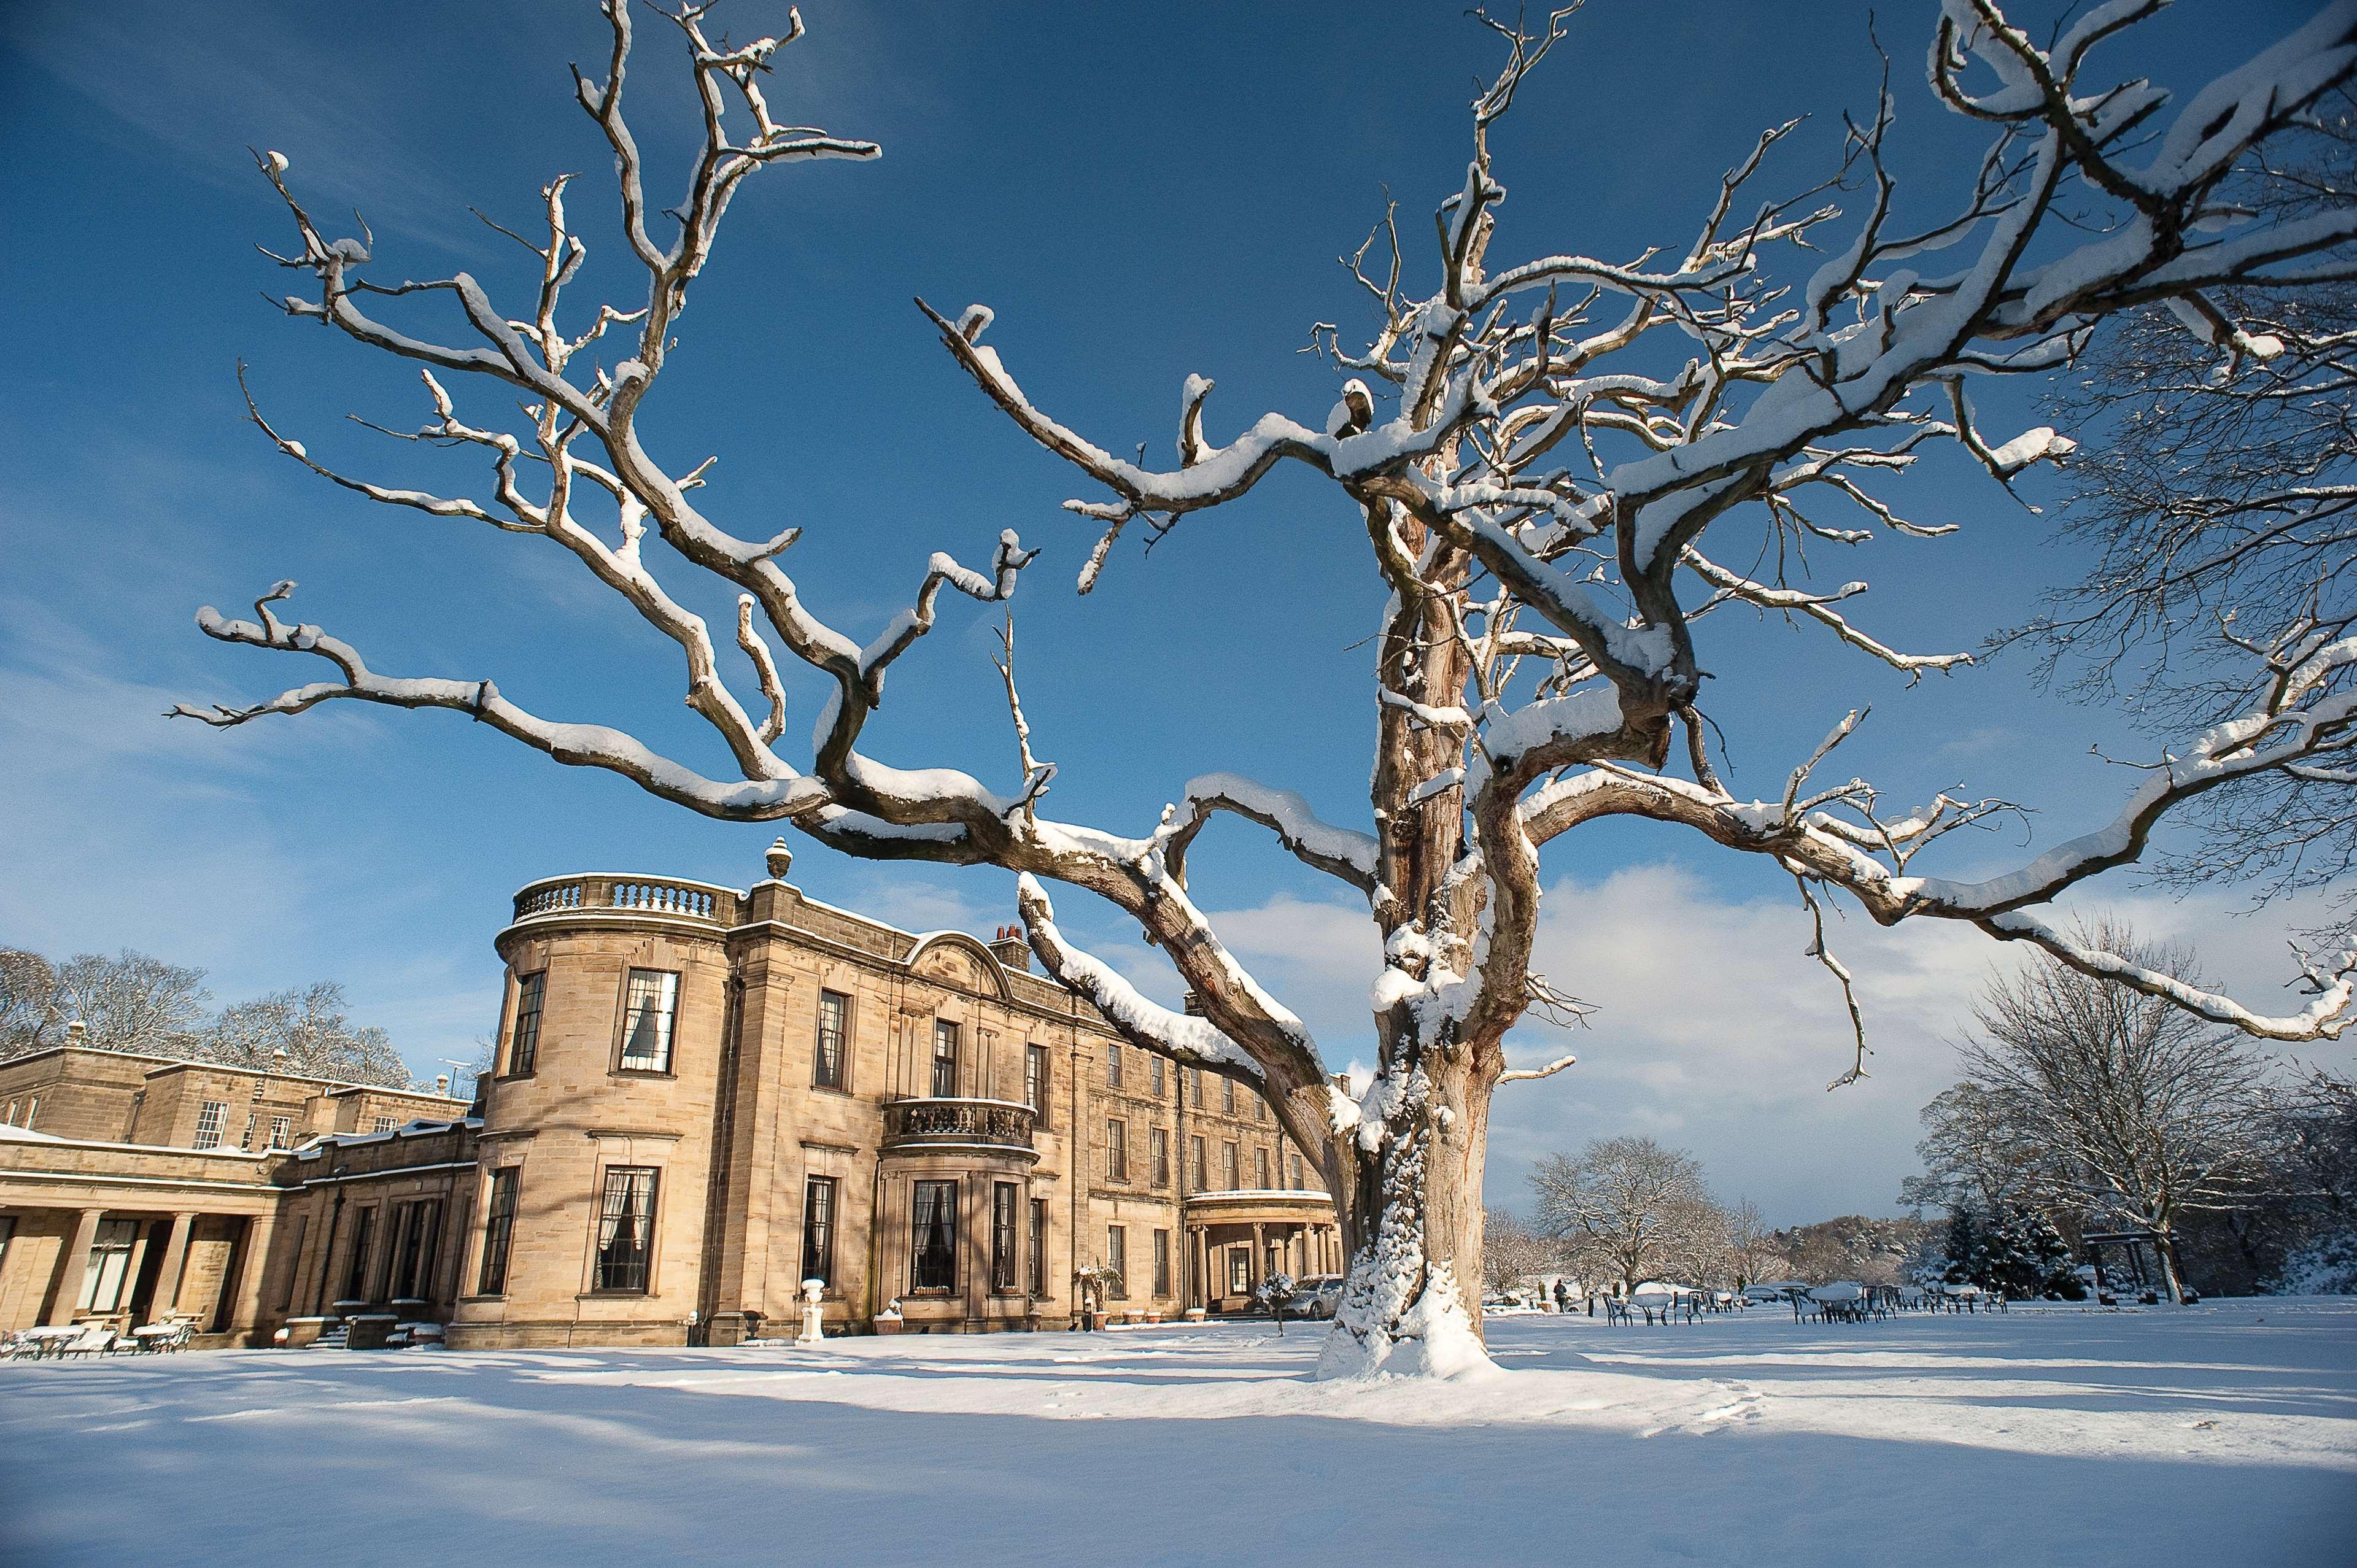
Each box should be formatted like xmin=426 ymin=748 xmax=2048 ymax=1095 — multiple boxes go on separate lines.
xmin=1315 ymin=1045 xmax=1498 ymax=1379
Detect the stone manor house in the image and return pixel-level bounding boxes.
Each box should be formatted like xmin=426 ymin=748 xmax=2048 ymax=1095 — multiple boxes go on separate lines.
xmin=0 ymin=846 xmax=1337 ymax=1347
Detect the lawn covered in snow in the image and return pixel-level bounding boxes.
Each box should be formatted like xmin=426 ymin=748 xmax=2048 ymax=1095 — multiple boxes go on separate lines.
xmin=2 ymin=1300 xmax=2351 ymax=1565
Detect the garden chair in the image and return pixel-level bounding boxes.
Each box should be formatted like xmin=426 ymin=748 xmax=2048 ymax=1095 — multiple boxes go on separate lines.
xmin=60 ymin=1323 xmax=120 ymax=1358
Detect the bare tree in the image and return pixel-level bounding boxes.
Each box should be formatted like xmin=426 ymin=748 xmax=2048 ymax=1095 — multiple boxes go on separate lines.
xmin=2020 ymin=95 xmax=2357 ymax=905
xmin=204 ymin=981 xmax=416 ymax=1090
xmin=1724 ymin=1199 xmax=1785 ymax=1291
xmin=1533 ymin=1136 xmax=1718 ymax=1292
xmin=43 ymin=951 xmax=211 ymax=1058
xmin=174 ymin=1 xmax=2357 ymax=1375
xmin=1901 ymin=1080 xmax=2072 ymax=1220
xmin=0 ymin=950 xmax=59 ymax=1059
xmin=1962 ymin=920 xmax=2277 ymax=1300
xmin=1479 ymin=1207 xmax=1562 ymax=1296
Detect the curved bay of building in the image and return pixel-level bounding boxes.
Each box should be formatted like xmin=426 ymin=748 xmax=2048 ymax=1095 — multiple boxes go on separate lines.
xmin=0 ymin=857 xmax=1337 ymax=1348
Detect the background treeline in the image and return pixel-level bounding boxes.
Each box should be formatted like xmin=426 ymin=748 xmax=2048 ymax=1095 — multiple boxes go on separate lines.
xmin=1901 ymin=922 xmax=2357 ymax=1301
xmin=0 ymin=946 xmax=417 ymax=1091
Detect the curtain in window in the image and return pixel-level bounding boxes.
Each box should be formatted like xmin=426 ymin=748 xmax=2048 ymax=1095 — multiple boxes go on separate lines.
xmin=912 ymin=1180 xmax=958 ymax=1290
xmin=815 ymin=992 xmax=848 ymax=1088
xmin=621 ymin=971 xmax=678 ymax=1072
xmin=595 ymin=1167 xmax=659 ymax=1292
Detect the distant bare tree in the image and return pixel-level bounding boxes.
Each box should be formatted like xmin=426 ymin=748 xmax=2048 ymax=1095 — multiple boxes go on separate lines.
xmin=0 ymin=950 xmax=59 ymax=1059
xmin=1724 ymin=1199 xmax=1784 ymax=1290
xmin=43 ymin=951 xmax=211 ymax=1058
xmin=1901 ymin=1081 xmax=2073 ymax=1221
xmin=1533 ymin=1136 xmax=1717 ymax=1292
xmin=1479 ymin=1207 xmax=1562 ymax=1297
xmin=1964 ymin=921 xmax=2276 ymax=1300
xmin=204 ymin=981 xmax=416 ymax=1090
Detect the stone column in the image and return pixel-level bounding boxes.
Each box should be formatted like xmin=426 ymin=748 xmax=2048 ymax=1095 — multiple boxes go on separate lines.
xmin=226 ymin=1212 xmax=278 ymax=1342
xmin=1250 ymin=1221 xmax=1266 ymax=1298
xmin=47 ymin=1208 xmax=106 ymax=1325
xmin=152 ymin=1212 xmax=196 ymax=1318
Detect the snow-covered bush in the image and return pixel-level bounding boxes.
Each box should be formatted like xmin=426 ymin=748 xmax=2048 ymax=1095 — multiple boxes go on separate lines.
xmin=2271 ymin=1233 xmax=2357 ymax=1296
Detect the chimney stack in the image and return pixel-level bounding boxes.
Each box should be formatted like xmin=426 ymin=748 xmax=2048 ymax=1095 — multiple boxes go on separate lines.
xmin=986 ymin=923 xmax=1032 ymax=973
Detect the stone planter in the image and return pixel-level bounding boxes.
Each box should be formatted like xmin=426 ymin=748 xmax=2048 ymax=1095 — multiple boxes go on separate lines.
xmin=1083 ymin=1310 xmax=1108 ymax=1332
xmin=1144 ymin=1310 xmax=1163 ymax=1324
xmin=1182 ymin=1307 xmax=1206 ymax=1323
xmin=1123 ymin=1310 xmax=1145 ymax=1326
xmin=872 ymin=1316 xmax=904 ymax=1336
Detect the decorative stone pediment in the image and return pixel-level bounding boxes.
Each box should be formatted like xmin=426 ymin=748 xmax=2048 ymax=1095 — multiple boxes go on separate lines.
xmin=903 ymin=932 xmax=1010 ymax=999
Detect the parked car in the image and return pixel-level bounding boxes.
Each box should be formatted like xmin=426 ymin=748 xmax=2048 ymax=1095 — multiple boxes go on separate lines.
xmin=1293 ymin=1275 xmax=1346 ymax=1319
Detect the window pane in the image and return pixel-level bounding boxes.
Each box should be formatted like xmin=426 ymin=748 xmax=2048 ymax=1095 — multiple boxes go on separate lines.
xmin=931 ymin=1021 xmax=960 ymax=1098
xmin=1107 ymin=1119 xmax=1126 ymax=1181
xmin=1025 ymin=1045 xmax=1048 ymax=1115
xmin=1150 ymin=1057 xmax=1165 ymax=1097
xmin=79 ymin=1219 xmax=139 ymax=1311
xmin=511 ymin=971 xmax=545 ymax=1075
xmin=1151 ymin=1127 xmax=1169 ymax=1188
xmin=594 ymin=1167 xmax=659 ymax=1292
xmin=802 ymin=1176 xmax=837 ymax=1287
xmin=1028 ymin=1198 xmax=1047 ymax=1297
xmin=479 ymin=1168 xmax=519 ymax=1294
xmin=621 ymin=970 xmax=678 ymax=1072
xmin=1107 ymin=1226 xmax=1126 ymax=1298
xmin=911 ymin=1180 xmax=958 ymax=1291
xmin=1223 ymin=1077 xmax=1237 ymax=1114
xmin=269 ymin=1115 xmax=292 ymax=1149
xmin=1154 ymin=1230 xmax=1171 ymax=1296
xmin=193 ymin=1100 xmax=227 ymax=1150
xmin=991 ymin=1183 xmax=1018 ymax=1293
xmin=1225 ymin=1142 xmax=1240 ymax=1190
xmin=1256 ymin=1148 xmax=1271 ymax=1189
xmin=1106 ymin=1043 xmax=1122 ymax=1089
xmin=815 ymin=992 xmax=848 ymax=1089
xmin=1190 ymin=1135 xmax=1205 ymax=1191
xmin=343 ymin=1207 xmax=377 ymax=1301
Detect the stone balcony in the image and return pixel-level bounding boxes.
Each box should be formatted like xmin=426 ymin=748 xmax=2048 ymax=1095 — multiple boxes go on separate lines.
xmin=881 ymin=1097 xmax=1038 ymax=1162
xmin=509 ymin=874 xmax=743 ymax=929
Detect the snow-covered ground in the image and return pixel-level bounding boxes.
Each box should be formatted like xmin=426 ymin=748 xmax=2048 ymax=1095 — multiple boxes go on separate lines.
xmin=3 ymin=1300 xmax=2351 ymax=1565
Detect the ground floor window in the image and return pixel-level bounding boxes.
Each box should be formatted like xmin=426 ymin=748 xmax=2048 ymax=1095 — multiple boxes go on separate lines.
xmin=1107 ymin=1226 xmax=1127 ymax=1299
xmin=911 ymin=1180 xmax=958 ymax=1292
xmin=1228 ymin=1248 xmax=1250 ymax=1296
xmin=1153 ymin=1229 xmax=1171 ymax=1296
xmin=478 ymin=1168 xmax=519 ymax=1294
xmin=991 ymin=1183 xmax=1018 ymax=1292
xmin=1028 ymin=1199 xmax=1047 ymax=1297
xmin=78 ymin=1219 xmax=139 ymax=1312
xmin=390 ymin=1200 xmax=443 ymax=1301
xmin=342 ymin=1206 xmax=378 ymax=1302
xmin=280 ymin=1215 xmax=309 ymax=1310
xmin=802 ymin=1176 xmax=838 ymax=1288
xmin=594 ymin=1167 xmax=659 ymax=1294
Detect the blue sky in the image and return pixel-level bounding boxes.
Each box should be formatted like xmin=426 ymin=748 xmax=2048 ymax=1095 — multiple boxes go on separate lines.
xmin=2 ymin=0 xmax=2343 ymax=1225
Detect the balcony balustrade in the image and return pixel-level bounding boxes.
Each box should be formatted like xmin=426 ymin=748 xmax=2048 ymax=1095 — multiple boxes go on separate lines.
xmin=511 ymin=875 xmax=739 ymax=927
xmin=882 ymin=1097 xmax=1037 ymax=1158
